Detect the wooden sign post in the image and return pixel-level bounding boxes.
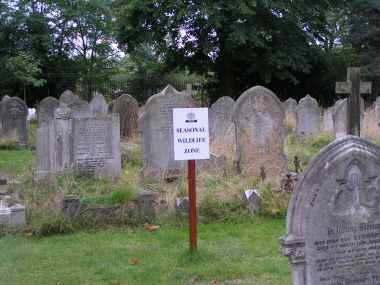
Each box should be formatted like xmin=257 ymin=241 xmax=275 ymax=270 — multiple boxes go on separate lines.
xmin=335 ymin=67 xmax=372 ymax=136
xmin=173 ymin=108 xmax=210 ymax=252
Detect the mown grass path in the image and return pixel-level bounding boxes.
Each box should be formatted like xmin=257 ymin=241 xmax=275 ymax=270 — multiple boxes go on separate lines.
xmin=0 ymin=218 xmax=291 ymax=285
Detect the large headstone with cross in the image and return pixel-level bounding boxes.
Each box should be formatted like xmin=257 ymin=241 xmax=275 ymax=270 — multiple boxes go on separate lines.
xmin=140 ymin=85 xmax=195 ymax=180
xmin=282 ymin=136 xmax=380 ymax=285
xmin=335 ymin=67 xmax=372 ymax=136
xmin=233 ymin=86 xmax=287 ymax=181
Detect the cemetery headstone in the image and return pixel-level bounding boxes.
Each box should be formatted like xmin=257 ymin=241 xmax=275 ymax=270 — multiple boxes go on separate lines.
xmin=322 ymin=107 xmax=334 ymax=133
xmin=37 ymin=97 xmax=60 ymax=127
xmin=296 ymin=95 xmax=321 ymax=136
xmin=282 ymin=136 xmax=380 ymax=285
xmin=59 ymin=90 xmax=80 ymax=105
xmin=112 ymin=94 xmax=139 ymax=139
xmin=37 ymin=92 xmax=121 ymax=179
xmin=0 ymin=96 xmax=28 ymax=146
xmin=233 ymin=86 xmax=287 ymax=180
xmin=141 ymin=85 xmax=195 ymax=180
xmin=209 ymin=96 xmax=236 ymax=160
xmin=283 ymin=98 xmax=298 ymax=128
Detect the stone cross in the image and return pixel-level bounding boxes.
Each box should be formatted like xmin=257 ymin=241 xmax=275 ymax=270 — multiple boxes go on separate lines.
xmin=335 ymin=67 xmax=372 ymax=136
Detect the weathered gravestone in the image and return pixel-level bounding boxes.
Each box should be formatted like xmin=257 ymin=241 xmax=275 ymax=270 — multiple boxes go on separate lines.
xmin=233 ymin=86 xmax=287 ymax=180
xmin=37 ymin=97 xmax=60 ymax=127
xmin=282 ymin=136 xmax=380 ymax=285
xmin=140 ymin=85 xmax=195 ymax=180
xmin=333 ymin=98 xmax=364 ymax=139
xmin=284 ymin=98 xmax=298 ymax=128
xmin=37 ymin=91 xmax=121 ymax=179
xmin=0 ymin=96 xmax=28 ymax=146
xmin=323 ymin=107 xmax=334 ymax=133
xmin=296 ymin=95 xmax=321 ymax=136
xmin=112 ymin=94 xmax=139 ymax=139
xmin=209 ymin=96 xmax=236 ymax=161
xmin=59 ymin=90 xmax=80 ymax=105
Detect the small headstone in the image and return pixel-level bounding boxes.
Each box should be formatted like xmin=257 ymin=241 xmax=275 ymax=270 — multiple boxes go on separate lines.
xmin=283 ymin=98 xmax=298 ymax=129
xmin=112 ymin=94 xmax=139 ymax=139
xmin=175 ymin=197 xmax=189 ymax=214
xmin=209 ymin=96 xmax=236 ymax=161
xmin=322 ymin=107 xmax=334 ymax=133
xmin=296 ymin=95 xmax=321 ymax=136
xmin=0 ymin=96 xmax=28 ymax=146
xmin=90 ymin=92 xmax=108 ymax=116
xmin=282 ymin=136 xmax=380 ymax=285
xmin=136 ymin=189 xmax=159 ymax=222
xmin=244 ymin=189 xmax=261 ymax=216
xmin=233 ymin=86 xmax=287 ymax=180
xmin=37 ymin=97 xmax=60 ymax=127
xmin=62 ymin=196 xmax=81 ymax=218
xmin=0 ymin=200 xmax=26 ymax=231
xmin=141 ymin=85 xmax=195 ymax=180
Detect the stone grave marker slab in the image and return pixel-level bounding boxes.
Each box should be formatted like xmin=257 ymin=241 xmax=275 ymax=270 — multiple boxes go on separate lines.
xmin=296 ymin=95 xmax=321 ymax=136
xmin=233 ymin=86 xmax=287 ymax=180
xmin=282 ymin=136 xmax=380 ymax=285
xmin=112 ymin=94 xmax=139 ymax=139
xmin=209 ymin=96 xmax=236 ymax=161
xmin=141 ymin=85 xmax=195 ymax=180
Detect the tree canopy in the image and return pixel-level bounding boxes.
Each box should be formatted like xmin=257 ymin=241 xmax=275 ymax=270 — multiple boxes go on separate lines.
xmin=0 ymin=0 xmax=378 ymax=106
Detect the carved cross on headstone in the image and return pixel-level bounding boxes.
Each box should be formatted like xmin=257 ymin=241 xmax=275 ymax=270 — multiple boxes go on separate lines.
xmin=335 ymin=67 xmax=372 ymax=136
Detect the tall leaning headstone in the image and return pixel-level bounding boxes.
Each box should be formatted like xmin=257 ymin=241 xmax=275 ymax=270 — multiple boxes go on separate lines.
xmin=141 ymin=85 xmax=195 ymax=180
xmin=296 ymin=95 xmax=321 ymax=136
xmin=112 ymin=94 xmax=139 ymax=139
xmin=282 ymin=136 xmax=380 ymax=285
xmin=209 ymin=96 xmax=236 ymax=161
xmin=233 ymin=86 xmax=287 ymax=180
xmin=0 ymin=97 xmax=28 ymax=146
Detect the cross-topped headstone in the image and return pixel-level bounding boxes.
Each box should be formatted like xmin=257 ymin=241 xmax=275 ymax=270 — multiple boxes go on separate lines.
xmin=335 ymin=67 xmax=372 ymax=136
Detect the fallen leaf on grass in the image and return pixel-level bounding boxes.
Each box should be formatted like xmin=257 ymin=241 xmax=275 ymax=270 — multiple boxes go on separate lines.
xmin=144 ymin=223 xmax=160 ymax=232
xmin=211 ymin=280 xmax=221 ymax=285
xmin=129 ymin=258 xmax=140 ymax=265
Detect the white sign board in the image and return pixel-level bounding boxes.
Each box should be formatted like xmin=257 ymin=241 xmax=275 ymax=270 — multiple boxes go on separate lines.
xmin=173 ymin=108 xmax=210 ymax=161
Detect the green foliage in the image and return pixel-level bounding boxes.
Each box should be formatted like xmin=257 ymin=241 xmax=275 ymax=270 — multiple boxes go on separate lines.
xmin=285 ymin=132 xmax=333 ymax=172
xmin=260 ymin=184 xmax=292 ymax=217
xmin=6 ymin=52 xmax=46 ymax=88
xmin=31 ymin=217 xmax=75 ymax=237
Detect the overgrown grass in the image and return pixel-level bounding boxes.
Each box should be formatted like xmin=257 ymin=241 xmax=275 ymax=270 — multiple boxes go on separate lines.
xmin=284 ymin=132 xmax=333 ymax=172
xmin=0 ymin=217 xmax=291 ymax=285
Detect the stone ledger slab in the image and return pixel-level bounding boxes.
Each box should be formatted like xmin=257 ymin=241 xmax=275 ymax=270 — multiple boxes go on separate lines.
xmin=282 ymin=136 xmax=380 ymax=285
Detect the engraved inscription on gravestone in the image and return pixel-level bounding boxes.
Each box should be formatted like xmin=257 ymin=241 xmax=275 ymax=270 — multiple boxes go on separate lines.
xmin=74 ymin=119 xmax=109 ymax=172
xmin=282 ymin=136 xmax=380 ymax=285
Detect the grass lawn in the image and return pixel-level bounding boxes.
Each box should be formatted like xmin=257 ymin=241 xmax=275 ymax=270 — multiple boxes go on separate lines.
xmin=0 ymin=149 xmax=35 ymax=176
xmin=0 ymin=217 xmax=291 ymax=285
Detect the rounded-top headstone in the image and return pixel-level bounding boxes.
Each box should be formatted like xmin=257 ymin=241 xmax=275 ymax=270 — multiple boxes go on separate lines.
xmin=296 ymin=94 xmax=321 ymax=136
xmin=142 ymin=85 xmax=195 ymax=180
xmin=90 ymin=92 xmax=108 ymax=116
xmin=59 ymin=90 xmax=80 ymax=105
xmin=37 ymin=97 xmax=60 ymax=127
xmin=112 ymin=94 xmax=139 ymax=139
xmin=1 ymin=97 xmax=28 ymax=145
xmin=283 ymin=98 xmax=297 ymax=114
xmin=209 ymin=96 xmax=235 ymax=160
xmin=233 ymin=86 xmax=287 ymax=180
xmin=282 ymin=136 xmax=380 ymax=285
